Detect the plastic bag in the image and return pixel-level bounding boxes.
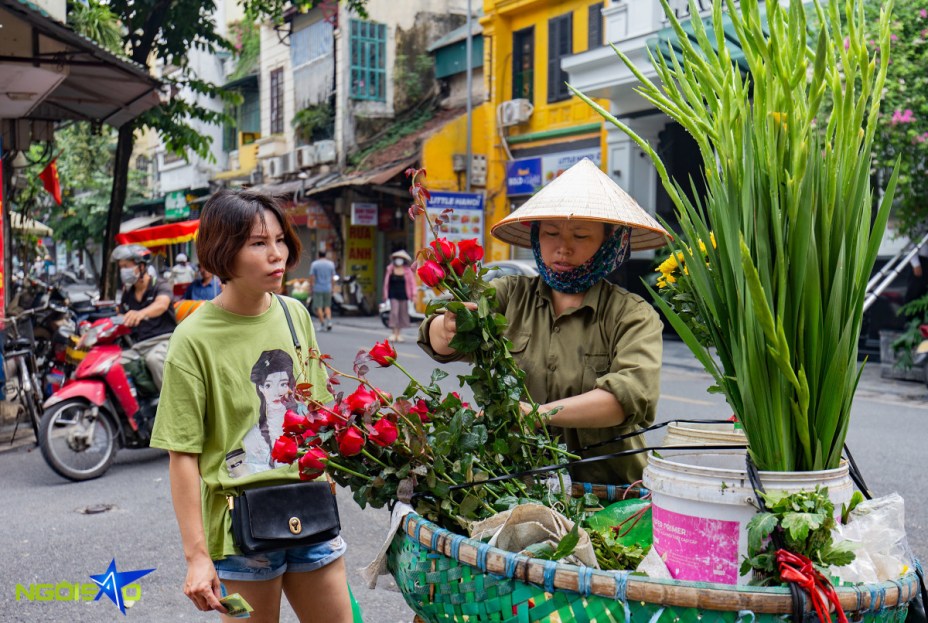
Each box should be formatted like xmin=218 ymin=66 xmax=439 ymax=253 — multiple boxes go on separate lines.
xmin=831 ymin=492 xmax=914 ymax=584
xmin=468 ymin=503 xmax=598 ymax=568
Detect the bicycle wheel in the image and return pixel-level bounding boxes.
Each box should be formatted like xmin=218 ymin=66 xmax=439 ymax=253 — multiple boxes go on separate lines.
xmin=39 ymin=399 xmax=117 ymax=481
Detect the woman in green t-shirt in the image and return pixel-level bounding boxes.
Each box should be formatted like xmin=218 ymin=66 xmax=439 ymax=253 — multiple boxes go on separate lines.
xmin=151 ymin=190 xmax=353 ymax=622
xmin=420 ymin=158 xmax=671 ymax=486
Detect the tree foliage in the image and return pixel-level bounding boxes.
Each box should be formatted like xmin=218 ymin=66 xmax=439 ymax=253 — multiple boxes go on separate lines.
xmin=18 ymin=124 xmax=147 ymax=276
xmin=867 ymin=0 xmax=928 ymax=239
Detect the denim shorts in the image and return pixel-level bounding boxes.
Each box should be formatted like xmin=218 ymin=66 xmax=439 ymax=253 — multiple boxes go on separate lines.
xmin=214 ymin=536 xmax=346 ymax=581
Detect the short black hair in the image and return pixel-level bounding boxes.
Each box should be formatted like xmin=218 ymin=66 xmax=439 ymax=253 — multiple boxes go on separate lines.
xmin=197 ymin=189 xmax=301 ymax=282
xmin=318 ymin=250 xmax=326 ymax=258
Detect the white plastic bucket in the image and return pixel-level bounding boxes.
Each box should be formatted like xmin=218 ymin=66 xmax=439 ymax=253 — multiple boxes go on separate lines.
xmin=661 ymin=422 xmax=746 ymax=447
xmin=643 ymin=450 xmax=853 ymax=585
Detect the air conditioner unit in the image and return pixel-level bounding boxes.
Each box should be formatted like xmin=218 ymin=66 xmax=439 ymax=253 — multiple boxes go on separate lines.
xmin=499 ymin=99 xmax=534 ymax=127
xmin=295 ymin=145 xmax=317 ymax=169
xmin=281 ymin=152 xmax=296 ymax=175
xmin=264 ymin=156 xmax=283 ymax=179
xmin=315 ymin=140 xmax=336 ymax=164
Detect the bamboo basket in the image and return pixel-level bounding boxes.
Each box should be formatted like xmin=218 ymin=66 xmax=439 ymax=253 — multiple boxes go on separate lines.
xmin=387 ymin=484 xmax=919 ymax=623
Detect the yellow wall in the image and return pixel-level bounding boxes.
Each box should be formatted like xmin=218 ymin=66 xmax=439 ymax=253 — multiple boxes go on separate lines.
xmin=422 ymin=0 xmax=610 ymax=262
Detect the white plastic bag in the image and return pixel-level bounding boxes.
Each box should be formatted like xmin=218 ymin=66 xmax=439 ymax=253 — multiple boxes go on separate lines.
xmin=831 ymin=492 xmax=914 ymax=584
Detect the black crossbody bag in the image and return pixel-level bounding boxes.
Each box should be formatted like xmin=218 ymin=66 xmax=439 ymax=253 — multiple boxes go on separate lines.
xmin=227 ymin=295 xmax=341 ymax=554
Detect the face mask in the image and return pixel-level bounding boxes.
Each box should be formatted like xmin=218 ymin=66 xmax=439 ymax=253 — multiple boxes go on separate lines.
xmin=120 ymin=266 xmax=140 ymax=286
xmin=393 ymin=258 xmax=404 ymax=266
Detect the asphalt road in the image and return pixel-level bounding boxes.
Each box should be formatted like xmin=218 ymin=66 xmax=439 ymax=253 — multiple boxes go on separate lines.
xmin=0 ymin=314 xmax=924 ymax=622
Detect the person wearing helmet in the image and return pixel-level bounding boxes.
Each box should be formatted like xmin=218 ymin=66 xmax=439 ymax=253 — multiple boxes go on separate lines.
xmin=170 ymin=252 xmax=197 ymax=295
xmin=113 ymin=243 xmax=176 ymax=389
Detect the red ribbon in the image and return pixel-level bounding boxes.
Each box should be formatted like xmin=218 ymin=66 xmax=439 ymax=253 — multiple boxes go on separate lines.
xmin=776 ymin=549 xmax=848 ymax=623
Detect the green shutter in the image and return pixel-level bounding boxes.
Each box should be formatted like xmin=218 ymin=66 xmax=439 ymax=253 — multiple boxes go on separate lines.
xmin=350 ymin=19 xmax=387 ymax=101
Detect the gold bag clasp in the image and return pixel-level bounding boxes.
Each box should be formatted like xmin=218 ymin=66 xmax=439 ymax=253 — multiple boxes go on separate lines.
xmin=289 ymin=517 xmax=302 ymax=535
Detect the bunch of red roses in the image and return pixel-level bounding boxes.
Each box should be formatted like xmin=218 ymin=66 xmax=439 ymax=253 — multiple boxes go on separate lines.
xmin=271 ymin=169 xmax=575 ymax=528
xmin=417 ymin=237 xmax=485 ymax=288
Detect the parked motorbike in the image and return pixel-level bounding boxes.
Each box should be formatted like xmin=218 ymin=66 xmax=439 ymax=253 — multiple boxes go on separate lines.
xmin=912 ymin=324 xmax=928 ymax=388
xmin=39 ymin=316 xmax=159 ymax=481
xmin=332 ymin=274 xmax=371 ymax=316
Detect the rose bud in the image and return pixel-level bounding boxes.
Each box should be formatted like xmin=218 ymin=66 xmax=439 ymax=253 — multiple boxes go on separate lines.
xmin=271 ymin=435 xmax=299 ymax=464
xmin=282 ymin=409 xmax=309 ymax=435
xmin=371 ymin=418 xmax=398 ymax=447
xmin=429 ymin=238 xmax=456 ymax=263
xmin=377 ymin=390 xmax=393 ymax=406
xmin=458 ymin=239 xmax=484 ymax=264
xmin=409 ymin=398 xmax=430 ymax=423
xmin=417 ymin=260 xmax=445 ymax=287
xmin=450 ymin=258 xmax=467 ymax=277
xmin=337 ymin=426 xmax=366 ymax=456
xmin=369 ymin=340 xmax=397 ymax=367
xmin=451 ymin=391 xmax=471 ymax=409
xmin=346 ymin=386 xmax=379 ymax=415
xmin=298 ymin=446 xmax=328 ymax=480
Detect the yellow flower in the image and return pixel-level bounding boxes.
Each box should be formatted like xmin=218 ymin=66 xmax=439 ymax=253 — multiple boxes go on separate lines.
xmin=657 ymin=254 xmax=679 ymax=275
xmin=710 ymin=232 xmax=716 ymax=248
xmin=770 ymin=111 xmax=788 ymax=130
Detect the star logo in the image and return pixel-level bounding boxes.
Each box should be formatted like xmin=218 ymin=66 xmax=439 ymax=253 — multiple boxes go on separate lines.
xmin=89 ymin=558 xmax=155 ymax=615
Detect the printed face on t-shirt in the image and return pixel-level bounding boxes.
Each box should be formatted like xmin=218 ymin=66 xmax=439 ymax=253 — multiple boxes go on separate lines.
xmin=234 ymin=349 xmax=297 ymax=478
xmin=259 ymin=371 xmax=290 ymax=410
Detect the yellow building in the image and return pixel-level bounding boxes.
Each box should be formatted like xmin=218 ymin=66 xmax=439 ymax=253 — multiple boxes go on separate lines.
xmin=421 ymin=0 xmax=609 ymax=261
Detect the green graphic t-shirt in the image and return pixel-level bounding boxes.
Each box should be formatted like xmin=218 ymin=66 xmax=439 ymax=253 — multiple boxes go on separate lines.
xmin=150 ymin=296 xmax=333 ymax=559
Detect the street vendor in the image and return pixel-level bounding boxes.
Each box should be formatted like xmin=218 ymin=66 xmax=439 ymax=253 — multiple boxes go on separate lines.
xmin=418 ymin=158 xmax=670 ymax=485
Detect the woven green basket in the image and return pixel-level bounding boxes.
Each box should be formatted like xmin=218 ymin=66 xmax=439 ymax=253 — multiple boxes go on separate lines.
xmin=387 ymin=485 xmax=919 ymax=623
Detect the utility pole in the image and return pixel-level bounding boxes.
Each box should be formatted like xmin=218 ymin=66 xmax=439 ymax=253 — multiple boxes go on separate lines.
xmin=465 ymin=0 xmax=473 ymax=193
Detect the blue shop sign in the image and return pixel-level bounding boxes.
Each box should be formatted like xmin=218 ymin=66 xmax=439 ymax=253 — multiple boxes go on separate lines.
xmin=506 ymin=158 xmax=542 ymax=196
xmin=426 ymin=191 xmax=484 ymax=211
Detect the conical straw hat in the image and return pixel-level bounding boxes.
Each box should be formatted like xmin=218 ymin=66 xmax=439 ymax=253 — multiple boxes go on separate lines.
xmin=490 ymin=158 xmax=670 ymax=250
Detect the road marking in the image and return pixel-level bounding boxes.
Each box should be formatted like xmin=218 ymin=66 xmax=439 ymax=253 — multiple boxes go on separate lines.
xmin=856 ymin=395 xmax=928 ymax=410
xmin=660 ymin=394 xmax=718 ymax=406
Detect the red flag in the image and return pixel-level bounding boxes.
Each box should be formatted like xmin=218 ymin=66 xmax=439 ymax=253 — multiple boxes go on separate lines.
xmin=38 ymin=158 xmax=62 ymax=205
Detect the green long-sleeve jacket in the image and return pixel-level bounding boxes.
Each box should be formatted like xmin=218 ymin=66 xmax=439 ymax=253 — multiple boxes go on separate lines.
xmin=417 ymin=275 xmax=663 ymax=485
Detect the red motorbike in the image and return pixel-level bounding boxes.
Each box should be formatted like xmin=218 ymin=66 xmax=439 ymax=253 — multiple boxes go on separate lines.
xmin=39 ymin=316 xmax=159 ymax=481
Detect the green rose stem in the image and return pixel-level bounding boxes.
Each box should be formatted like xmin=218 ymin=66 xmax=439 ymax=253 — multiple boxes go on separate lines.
xmin=360 ymin=448 xmax=390 ymax=469
xmin=321 ymin=459 xmax=371 ymax=481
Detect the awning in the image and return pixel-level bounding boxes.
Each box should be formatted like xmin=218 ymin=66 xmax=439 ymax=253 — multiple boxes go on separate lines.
xmin=0 ymin=0 xmax=162 ymax=128
xmin=115 ymin=220 xmax=199 ymax=248
xmin=306 ymin=158 xmax=417 ymax=197
xmin=10 ymin=212 xmax=53 ymax=236
xmin=647 ymin=6 xmax=771 ymax=73
xmin=119 ymin=215 xmax=163 ymax=233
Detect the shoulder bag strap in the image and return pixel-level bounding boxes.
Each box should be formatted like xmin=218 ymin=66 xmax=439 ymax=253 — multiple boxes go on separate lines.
xmin=274 ymin=294 xmax=302 ymax=360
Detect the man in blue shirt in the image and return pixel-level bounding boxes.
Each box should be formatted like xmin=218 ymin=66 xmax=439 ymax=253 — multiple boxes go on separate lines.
xmin=309 ymin=250 xmax=336 ymax=331
xmin=184 ymin=266 xmax=222 ymax=300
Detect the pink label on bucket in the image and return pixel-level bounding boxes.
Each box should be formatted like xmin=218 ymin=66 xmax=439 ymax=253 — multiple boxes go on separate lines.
xmin=651 ymin=505 xmax=740 ymax=584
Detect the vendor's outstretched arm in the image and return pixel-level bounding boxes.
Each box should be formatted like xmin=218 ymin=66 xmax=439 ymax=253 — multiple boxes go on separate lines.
xmin=534 ymin=388 xmax=626 ymax=429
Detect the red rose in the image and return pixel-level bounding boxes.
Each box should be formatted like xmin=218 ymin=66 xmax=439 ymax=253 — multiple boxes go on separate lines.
xmin=282 ymin=409 xmax=309 ymax=435
xmin=298 ymin=447 xmax=328 ymax=480
xmin=271 ymin=435 xmax=299 ymax=464
xmin=409 ymin=398 xmax=430 ymax=423
xmin=458 ymin=239 xmax=484 ymax=264
xmin=451 ymin=391 xmax=471 ymax=409
xmin=337 ymin=427 xmax=365 ymax=456
xmin=377 ymin=390 xmax=393 ymax=406
xmin=417 ymin=260 xmax=445 ymax=287
xmin=301 ymin=429 xmax=321 ymax=446
xmin=369 ymin=340 xmax=397 ymax=367
xmin=450 ymin=258 xmax=467 ymax=277
xmin=346 ymin=386 xmax=379 ymax=415
xmin=429 ymin=238 xmax=456 ymax=263
xmin=371 ymin=418 xmax=398 ymax=447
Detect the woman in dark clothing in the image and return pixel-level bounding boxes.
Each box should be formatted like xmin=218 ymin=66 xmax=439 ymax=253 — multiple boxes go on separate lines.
xmin=382 ymin=249 xmax=416 ymax=342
